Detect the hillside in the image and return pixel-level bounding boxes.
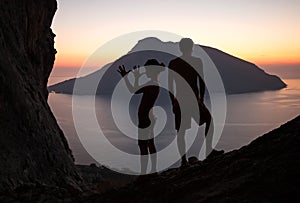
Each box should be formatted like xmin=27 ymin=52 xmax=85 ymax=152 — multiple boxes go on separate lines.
xmin=91 ymin=115 xmax=300 ymax=202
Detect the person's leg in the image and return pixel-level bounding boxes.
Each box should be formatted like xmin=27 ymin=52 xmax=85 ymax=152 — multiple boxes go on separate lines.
xmin=138 ymin=140 xmax=149 ymax=174
xmin=204 ymin=117 xmax=213 ymax=157
xmin=177 ymin=129 xmax=188 ymax=166
xmin=199 ymin=102 xmax=214 ymax=158
xmin=149 ymin=115 xmax=157 ymax=172
xmin=174 ymin=105 xmax=188 ymax=166
xmin=148 ymin=138 xmax=157 ymax=173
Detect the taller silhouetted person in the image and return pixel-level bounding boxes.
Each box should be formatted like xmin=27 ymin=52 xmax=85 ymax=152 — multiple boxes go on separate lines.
xmin=168 ymin=38 xmax=212 ymax=167
xmin=118 ymin=59 xmax=165 ymax=174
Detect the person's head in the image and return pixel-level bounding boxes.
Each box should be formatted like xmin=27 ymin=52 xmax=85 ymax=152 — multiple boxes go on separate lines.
xmin=144 ymin=59 xmax=165 ymax=80
xmin=179 ymin=38 xmax=194 ymax=55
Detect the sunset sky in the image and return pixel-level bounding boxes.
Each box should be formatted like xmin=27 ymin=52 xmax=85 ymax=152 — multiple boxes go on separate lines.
xmin=52 ymin=0 xmax=300 ymax=70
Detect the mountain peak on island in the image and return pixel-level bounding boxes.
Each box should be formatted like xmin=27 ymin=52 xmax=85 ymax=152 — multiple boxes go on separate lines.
xmin=128 ymin=37 xmax=179 ymax=55
xmin=48 ymin=37 xmax=286 ymax=95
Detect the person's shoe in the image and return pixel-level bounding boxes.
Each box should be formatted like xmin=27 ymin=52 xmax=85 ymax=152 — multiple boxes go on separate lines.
xmin=148 ymin=172 xmax=159 ymax=178
xmin=188 ymin=156 xmax=200 ymax=165
xmin=206 ymin=149 xmax=224 ymax=159
xmin=180 ymin=159 xmax=189 ymax=169
xmin=135 ymin=175 xmax=148 ymax=183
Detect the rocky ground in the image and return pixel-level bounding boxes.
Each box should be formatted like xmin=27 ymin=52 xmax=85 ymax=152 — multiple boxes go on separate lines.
xmin=88 ymin=115 xmax=300 ymax=202
xmin=1 ymin=115 xmax=299 ymax=202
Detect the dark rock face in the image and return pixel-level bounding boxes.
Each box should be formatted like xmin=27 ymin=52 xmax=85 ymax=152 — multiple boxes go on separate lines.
xmin=97 ymin=115 xmax=300 ymax=202
xmin=0 ymin=0 xmax=80 ymax=191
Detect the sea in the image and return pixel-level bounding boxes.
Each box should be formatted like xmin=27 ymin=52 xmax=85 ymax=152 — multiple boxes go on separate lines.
xmin=48 ymin=67 xmax=300 ymax=169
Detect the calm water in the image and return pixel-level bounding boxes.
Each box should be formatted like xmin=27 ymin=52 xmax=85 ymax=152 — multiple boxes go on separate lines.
xmin=48 ymin=79 xmax=300 ymax=166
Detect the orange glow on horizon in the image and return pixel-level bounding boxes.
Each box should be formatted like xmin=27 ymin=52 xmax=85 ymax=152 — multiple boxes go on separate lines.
xmin=54 ymin=53 xmax=85 ymax=68
xmin=54 ymin=53 xmax=118 ymax=69
xmin=54 ymin=51 xmax=300 ymax=69
xmin=246 ymin=57 xmax=300 ymax=66
xmin=52 ymin=0 xmax=300 ymax=71
xmin=257 ymin=60 xmax=300 ymax=66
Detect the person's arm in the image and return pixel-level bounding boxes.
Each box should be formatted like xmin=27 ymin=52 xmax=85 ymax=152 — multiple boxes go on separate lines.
xmin=198 ymin=60 xmax=205 ymax=102
xmin=168 ymin=62 xmax=176 ymax=104
xmin=199 ymin=76 xmax=205 ymax=102
xmin=117 ymin=65 xmax=140 ymax=93
xmin=131 ymin=68 xmax=140 ymax=91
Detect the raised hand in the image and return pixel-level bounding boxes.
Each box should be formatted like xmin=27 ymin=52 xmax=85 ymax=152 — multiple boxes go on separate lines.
xmin=117 ymin=65 xmax=131 ymax=77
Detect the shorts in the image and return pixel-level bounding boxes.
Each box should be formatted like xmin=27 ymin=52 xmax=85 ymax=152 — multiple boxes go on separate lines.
xmin=173 ymin=98 xmax=211 ymax=130
xmin=138 ymin=114 xmax=156 ymax=145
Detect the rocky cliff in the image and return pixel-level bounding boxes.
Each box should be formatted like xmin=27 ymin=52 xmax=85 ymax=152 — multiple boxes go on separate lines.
xmin=94 ymin=115 xmax=300 ymax=202
xmin=0 ymin=0 xmax=80 ymax=192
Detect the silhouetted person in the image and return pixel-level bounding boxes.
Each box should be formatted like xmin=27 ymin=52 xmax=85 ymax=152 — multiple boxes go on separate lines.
xmin=168 ymin=38 xmax=213 ymax=167
xmin=118 ymin=59 xmax=165 ymax=174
